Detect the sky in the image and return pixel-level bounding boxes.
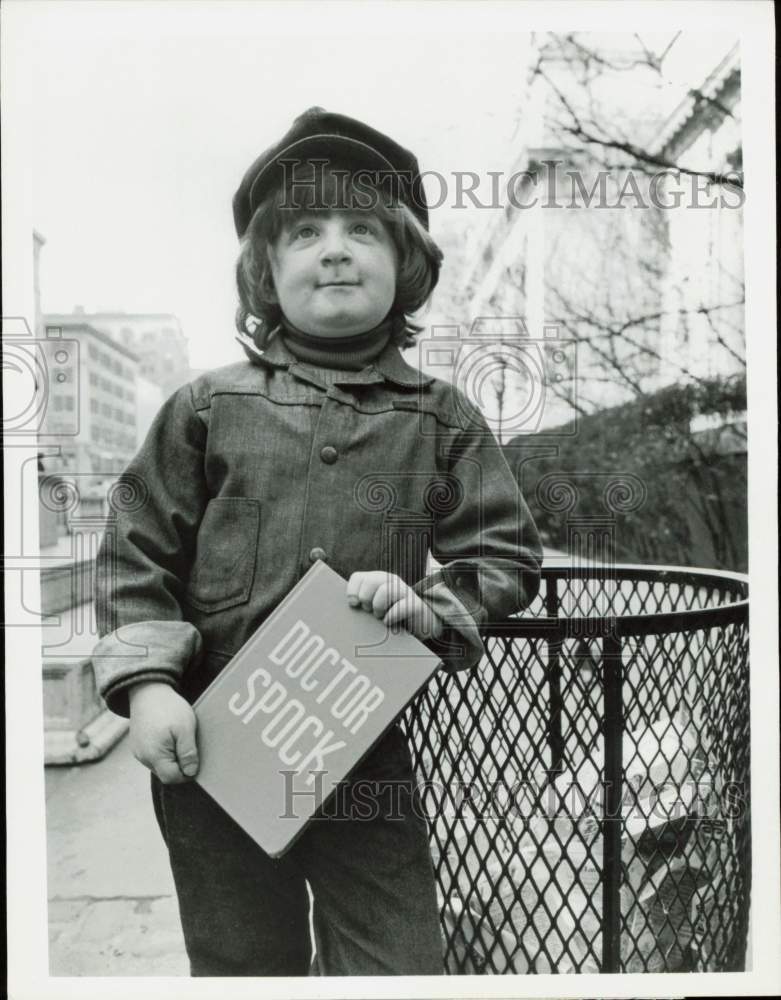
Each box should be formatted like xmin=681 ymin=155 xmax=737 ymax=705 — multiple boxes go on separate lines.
xmin=11 ymin=2 xmax=753 ymax=373
xmin=23 ymin=1 xmax=534 ymax=369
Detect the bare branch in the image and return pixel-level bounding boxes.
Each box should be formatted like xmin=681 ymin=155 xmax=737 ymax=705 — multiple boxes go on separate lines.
xmin=536 ymin=33 xmax=743 ymax=190
xmin=557 ymin=123 xmax=743 ymax=189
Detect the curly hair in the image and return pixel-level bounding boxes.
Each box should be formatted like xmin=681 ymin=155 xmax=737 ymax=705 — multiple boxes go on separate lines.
xmin=235 ymin=162 xmax=443 ymax=349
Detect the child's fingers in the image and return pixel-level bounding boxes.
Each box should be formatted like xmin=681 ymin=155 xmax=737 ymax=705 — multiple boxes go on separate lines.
xmin=384 ymin=595 xmax=444 ymax=640
xmin=347 ymin=572 xmax=405 ymax=614
xmin=174 ymin=729 xmax=200 ymax=778
xmin=345 ymin=572 xmax=363 ymax=607
xmin=383 ymin=594 xmax=416 ymax=631
xmin=153 ymin=754 xmax=190 ymax=785
xmin=346 ymin=571 xmax=382 ymax=609
xmin=371 ymin=576 xmax=409 ymax=617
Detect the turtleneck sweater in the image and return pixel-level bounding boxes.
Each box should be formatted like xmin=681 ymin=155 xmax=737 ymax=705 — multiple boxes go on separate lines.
xmin=279 ymin=316 xmax=394 ymax=378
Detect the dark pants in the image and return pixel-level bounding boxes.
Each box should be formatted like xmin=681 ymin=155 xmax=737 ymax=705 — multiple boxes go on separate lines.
xmin=151 ymin=725 xmax=444 ymax=976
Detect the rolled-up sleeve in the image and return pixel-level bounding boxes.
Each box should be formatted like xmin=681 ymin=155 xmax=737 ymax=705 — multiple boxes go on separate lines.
xmin=414 ymin=393 xmax=542 ymax=672
xmin=93 ymin=382 xmax=209 ymax=716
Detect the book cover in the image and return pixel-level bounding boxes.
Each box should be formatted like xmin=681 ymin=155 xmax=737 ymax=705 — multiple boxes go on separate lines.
xmin=193 ymin=560 xmax=441 ymax=857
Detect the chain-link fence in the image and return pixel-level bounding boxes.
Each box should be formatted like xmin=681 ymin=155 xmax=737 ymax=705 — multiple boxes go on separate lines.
xmin=401 ymin=565 xmax=750 ymax=974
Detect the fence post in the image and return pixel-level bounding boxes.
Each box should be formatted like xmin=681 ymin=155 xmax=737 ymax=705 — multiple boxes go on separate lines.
xmin=545 ymin=575 xmax=565 ymax=777
xmin=601 ymin=632 xmax=623 ymax=972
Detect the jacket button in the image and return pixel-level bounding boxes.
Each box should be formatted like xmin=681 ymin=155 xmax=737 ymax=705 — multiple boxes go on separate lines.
xmin=309 ymin=547 xmax=327 ymax=562
xmin=320 ymin=445 xmax=338 ymax=464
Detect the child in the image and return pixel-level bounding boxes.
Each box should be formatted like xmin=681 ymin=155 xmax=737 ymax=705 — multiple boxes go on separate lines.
xmin=92 ymin=107 xmax=542 ymax=977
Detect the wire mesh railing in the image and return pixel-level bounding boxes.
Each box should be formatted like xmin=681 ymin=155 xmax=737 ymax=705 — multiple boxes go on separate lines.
xmin=401 ymin=564 xmax=750 ymax=974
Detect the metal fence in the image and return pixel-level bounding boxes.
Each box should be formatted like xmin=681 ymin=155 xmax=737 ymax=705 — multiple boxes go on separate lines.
xmin=401 ymin=565 xmax=750 ymax=974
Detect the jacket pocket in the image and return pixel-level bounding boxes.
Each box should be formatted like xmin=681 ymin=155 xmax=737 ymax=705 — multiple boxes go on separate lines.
xmin=184 ymin=497 xmax=260 ymax=613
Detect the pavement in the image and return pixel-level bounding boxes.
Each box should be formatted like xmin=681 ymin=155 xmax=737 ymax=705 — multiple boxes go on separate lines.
xmin=45 ymin=732 xmax=189 ymax=976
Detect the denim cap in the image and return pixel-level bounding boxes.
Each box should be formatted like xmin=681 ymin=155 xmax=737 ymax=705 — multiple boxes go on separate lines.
xmin=232 ymin=106 xmax=432 ymax=238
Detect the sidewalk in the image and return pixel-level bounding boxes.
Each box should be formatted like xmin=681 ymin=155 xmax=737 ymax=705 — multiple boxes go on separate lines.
xmin=46 ymin=733 xmax=189 ymax=976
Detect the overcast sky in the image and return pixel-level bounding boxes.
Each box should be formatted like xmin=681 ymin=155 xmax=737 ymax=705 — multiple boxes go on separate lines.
xmin=10 ymin=1 xmax=752 ymax=372
xmin=23 ymin=2 xmax=537 ymax=369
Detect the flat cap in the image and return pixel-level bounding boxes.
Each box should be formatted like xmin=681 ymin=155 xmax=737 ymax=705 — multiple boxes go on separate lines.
xmin=232 ymin=107 xmax=431 ymax=238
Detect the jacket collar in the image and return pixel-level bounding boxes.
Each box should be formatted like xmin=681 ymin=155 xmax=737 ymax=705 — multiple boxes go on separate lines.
xmin=237 ymin=329 xmax=434 ymax=389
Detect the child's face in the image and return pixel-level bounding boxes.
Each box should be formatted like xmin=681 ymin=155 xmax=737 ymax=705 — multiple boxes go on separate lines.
xmin=268 ymin=211 xmax=397 ymax=337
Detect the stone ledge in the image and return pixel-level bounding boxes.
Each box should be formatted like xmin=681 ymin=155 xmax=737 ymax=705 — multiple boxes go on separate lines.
xmin=46 ymin=708 xmax=128 ymax=766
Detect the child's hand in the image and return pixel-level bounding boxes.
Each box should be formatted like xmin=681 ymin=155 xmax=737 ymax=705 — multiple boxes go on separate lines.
xmin=346 ymin=571 xmax=444 ymax=643
xmin=128 ymin=682 xmax=200 ymax=784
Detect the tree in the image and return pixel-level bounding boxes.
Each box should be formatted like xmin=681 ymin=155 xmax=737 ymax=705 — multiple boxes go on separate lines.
xmin=529 ymin=32 xmax=743 ymax=190
xmin=464 ymin=32 xmax=745 ymax=425
xmin=457 ymin=33 xmax=747 ymax=568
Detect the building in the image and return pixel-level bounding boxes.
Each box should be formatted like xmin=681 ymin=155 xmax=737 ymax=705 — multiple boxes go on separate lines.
xmin=65 ymin=309 xmax=191 ymax=398
xmin=455 ymin=35 xmax=743 ymax=438
xmin=135 ymin=374 xmax=165 ymax=450
xmin=651 ymin=43 xmax=744 ymax=387
xmin=33 ymin=246 xmax=132 ymax=765
xmin=41 ymin=317 xmax=139 ymax=475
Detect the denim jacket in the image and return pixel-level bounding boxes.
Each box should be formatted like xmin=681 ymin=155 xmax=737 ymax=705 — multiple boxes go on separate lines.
xmin=92 ymin=334 xmax=542 ymax=717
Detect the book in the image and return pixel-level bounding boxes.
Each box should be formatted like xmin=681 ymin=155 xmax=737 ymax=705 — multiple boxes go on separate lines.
xmin=193 ymin=560 xmax=442 ymax=857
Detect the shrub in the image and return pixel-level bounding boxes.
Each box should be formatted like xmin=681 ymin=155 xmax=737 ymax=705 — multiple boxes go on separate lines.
xmin=507 ymin=374 xmax=747 ymax=570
